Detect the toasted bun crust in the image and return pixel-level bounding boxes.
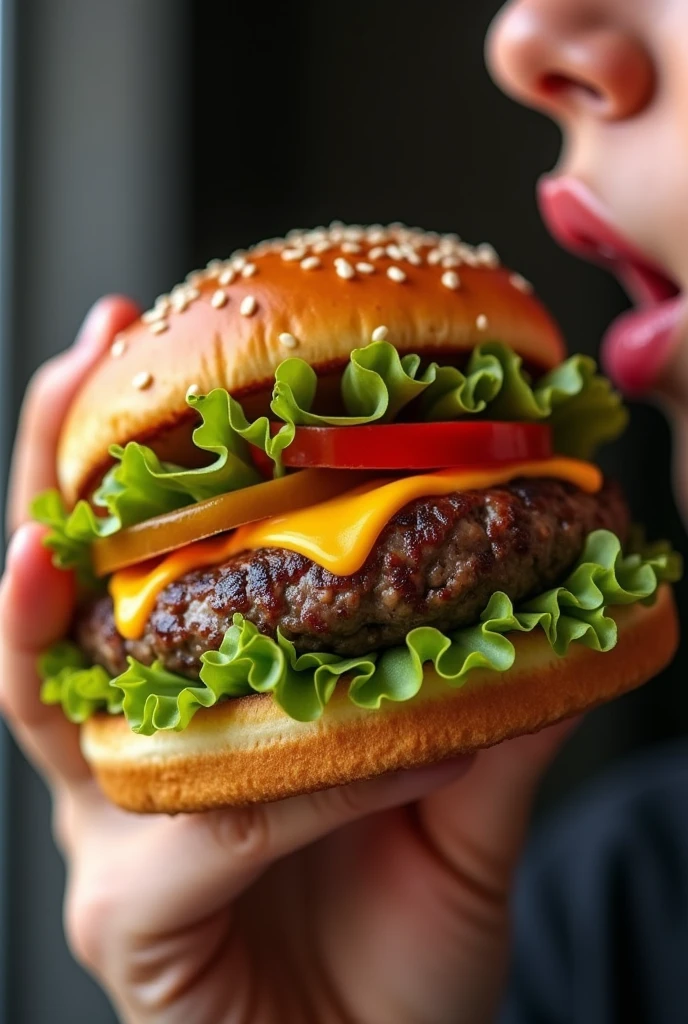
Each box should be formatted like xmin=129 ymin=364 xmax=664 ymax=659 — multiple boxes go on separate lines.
xmin=58 ymin=224 xmax=564 ymax=504
xmin=81 ymin=585 xmax=677 ymax=813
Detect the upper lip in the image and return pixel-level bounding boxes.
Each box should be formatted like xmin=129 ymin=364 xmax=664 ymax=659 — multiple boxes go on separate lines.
xmin=537 ymin=176 xmax=679 ymax=306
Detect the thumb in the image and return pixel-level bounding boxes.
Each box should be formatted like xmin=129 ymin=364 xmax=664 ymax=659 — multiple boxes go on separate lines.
xmin=92 ymin=756 xmax=473 ymax=936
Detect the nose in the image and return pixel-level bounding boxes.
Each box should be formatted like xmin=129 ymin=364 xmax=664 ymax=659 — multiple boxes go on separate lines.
xmin=486 ymin=1 xmax=655 ymax=122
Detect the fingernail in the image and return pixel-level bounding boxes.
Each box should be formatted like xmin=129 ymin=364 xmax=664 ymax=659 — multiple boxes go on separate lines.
xmin=74 ymin=299 xmax=110 ymax=350
xmin=5 ymin=523 xmax=30 ymax=571
xmin=4 ymin=522 xmax=42 ymax=573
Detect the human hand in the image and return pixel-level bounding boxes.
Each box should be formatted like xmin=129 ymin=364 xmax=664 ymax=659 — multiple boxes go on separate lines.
xmin=0 ymin=297 xmax=571 ymax=1024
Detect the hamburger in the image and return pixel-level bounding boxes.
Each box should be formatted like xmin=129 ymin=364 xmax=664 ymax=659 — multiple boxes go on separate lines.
xmin=33 ymin=223 xmax=681 ymax=813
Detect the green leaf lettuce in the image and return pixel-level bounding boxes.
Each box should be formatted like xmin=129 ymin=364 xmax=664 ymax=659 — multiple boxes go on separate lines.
xmin=33 ymin=340 xmax=627 ymax=580
xmin=272 ymin=340 xmax=628 ymax=458
xmin=40 ymin=530 xmax=680 ymax=733
xmin=31 ymin=388 xmax=290 ymax=581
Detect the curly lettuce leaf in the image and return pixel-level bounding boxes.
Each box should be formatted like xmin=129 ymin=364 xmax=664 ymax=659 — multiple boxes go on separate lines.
xmin=40 ymin=531 xmax=680 ymax=733
xmin=31 ymin=388 xmax=286 ymax=580
xmin=271 ymin=343 xmax=438 ymax=426
xmin=33 ymin=340 xmax=627 ymax=578
xmin=31 ymin=490 xmax=98 ymax=581
xmin=271 ymin=340 xmax=628 ymax=459
xmin=39 ymin=642 xmax=121 ymax=721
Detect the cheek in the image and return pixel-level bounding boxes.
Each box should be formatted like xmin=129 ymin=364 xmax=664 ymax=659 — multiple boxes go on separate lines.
xmin=654 ymin=6 xmax=688 ymax=280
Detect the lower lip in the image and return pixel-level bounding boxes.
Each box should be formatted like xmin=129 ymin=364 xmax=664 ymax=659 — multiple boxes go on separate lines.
xmin=601 ymin=295 xmax=686 ymax=396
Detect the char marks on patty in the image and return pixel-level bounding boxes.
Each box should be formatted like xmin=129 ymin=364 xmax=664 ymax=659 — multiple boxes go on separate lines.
xmin=76 ymin=478 xmax=629 ymax=679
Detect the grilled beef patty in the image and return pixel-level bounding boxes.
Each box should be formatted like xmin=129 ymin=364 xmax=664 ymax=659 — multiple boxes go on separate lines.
xmin=76 ymin=477 xmax=629 ymax=679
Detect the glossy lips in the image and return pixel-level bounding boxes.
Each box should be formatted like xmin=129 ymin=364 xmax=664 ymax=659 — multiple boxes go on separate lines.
xmin=538 ymin=176 xmax=685 ymax=395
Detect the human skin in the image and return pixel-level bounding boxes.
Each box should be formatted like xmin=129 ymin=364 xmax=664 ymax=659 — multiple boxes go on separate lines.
xmin=488 ymin=0 xmax=688 ymax=505
xmin=1 ymin=0 xmax=682 ymax=1017
xmin=0 ymin=299 xmax=573 ymax=1024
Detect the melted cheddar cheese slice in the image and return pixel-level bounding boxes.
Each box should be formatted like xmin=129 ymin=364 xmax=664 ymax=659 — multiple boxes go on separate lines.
xmin=111 ymin=458 xmax=602 ymax=640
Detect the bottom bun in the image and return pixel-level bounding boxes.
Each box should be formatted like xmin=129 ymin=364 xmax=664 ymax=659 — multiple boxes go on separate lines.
xmin=82 ymin=585 xmax=679 ymax=813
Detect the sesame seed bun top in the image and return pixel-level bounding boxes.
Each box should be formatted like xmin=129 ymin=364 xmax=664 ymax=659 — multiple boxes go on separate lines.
xmin=58 ymin=223 xmax=565 ymax=505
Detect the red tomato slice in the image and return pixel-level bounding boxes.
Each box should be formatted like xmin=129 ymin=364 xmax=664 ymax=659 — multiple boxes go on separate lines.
xmin=251 ymin=421 xmax=553 ymax=472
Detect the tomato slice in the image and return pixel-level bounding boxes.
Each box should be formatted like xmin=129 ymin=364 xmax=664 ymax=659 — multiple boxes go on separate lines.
xmin=253 ymin=421 xmax=553 ymax=471
xmin=92 ymin=468 xmax=373 ymax=577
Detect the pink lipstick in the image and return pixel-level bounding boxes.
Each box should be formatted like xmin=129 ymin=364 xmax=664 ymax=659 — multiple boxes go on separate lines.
xmin=538 ymin=176 xmax=684 ymax=395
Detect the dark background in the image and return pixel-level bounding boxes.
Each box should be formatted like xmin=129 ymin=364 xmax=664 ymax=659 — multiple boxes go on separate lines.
xmin=1 ymin=1 xmax=685 ymax=1021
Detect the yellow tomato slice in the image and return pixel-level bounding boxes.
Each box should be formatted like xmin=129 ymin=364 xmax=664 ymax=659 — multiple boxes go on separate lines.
xmin=92 ymin=469 xmax=373 ymax=577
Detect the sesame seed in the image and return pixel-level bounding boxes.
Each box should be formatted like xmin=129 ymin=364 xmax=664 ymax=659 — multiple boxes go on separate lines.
xmin=211 ymin=289 xmax=228 ymax=308
xmin=300 ymin=256 xmax=321 ymax=270
xmin=386 ymin=244 xmax=403 ymax=260
xmin=441 ymin=270 xmax=461 ymax=290
xmin=371 ymin=325 xmax=389 ymax=341
xmin=186 ymin=383 xmax=201 ymax=399
xmin=312 ymin=240 xmax=332 ymax=254
xmin=219 ymin=267 xmax=236 ymax=286
xmin=341 ymin=241 xmax=361 ymax=254
xmin=366 ymin=228 xmax=386 ymax=244
xmin=356 ymin=262 xmax=375 ymax=274
xmin=240 ymin=295 xmax=257 ymax=317
xmin=441 ymin=255 xmax=461 ymax=268
xmin=185 ymin=271 xmax=205 ymax=287
xmin=110 ymin=338 xmax=127 ymax=358
xmin=142 ymin=306 xmax=167 ymax=324
xmin=476 ymin=243 xmax=500 ymax=268
xmin=186 ymin=287 xmax=201 ymax=300
xmin=335 ymin=257 xmax=355 ymax=280
xmin=241 ymin=263 xmax=258 ymax=277
xmin=171 ymin=283 xmax=191 ymax=304
xmin=171 ymin=293 xmax=189 ymax=313
xmin=386 ymin=265 xmax=407 ymax=283
xmin=476 ymin=314 xmax=489 ymax=331
xmin=279 ymin=332 xmax=299 ymax=349
xmin=206 ymin=258 xmax=222 ymax=272
xmin=132 ymin=370 xmax=153 ymax=390
xmin=510 ymin=273 xmax=533 ymax=294
xmin=281 ymin=247 xmax=306 ymax=262
xmin=232 ymin=256 xmax=247 ymax=271
xmin=368 ymin=246 xmax=385 ymax=260
xmin=427 ymin=249 xmax=442 ymax=265
xmin=460 ymin=246 xmax=479 ymax=267
xmin=149 ymin=320 xmax=169 ymax=335
xmin=402 ymin=249 xmax=422 ymax=266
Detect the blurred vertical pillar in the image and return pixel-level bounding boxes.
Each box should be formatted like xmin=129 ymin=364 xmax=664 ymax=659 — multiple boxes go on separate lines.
xmin=4 ymin=1 xmax=189 ymax=1021
xmin=0 ymin=0 xmax=15 ymax=1020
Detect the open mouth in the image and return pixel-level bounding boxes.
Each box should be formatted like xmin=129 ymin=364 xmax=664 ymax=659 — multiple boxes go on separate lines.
xmin=538 ymin=176 xmax=685 ymax=395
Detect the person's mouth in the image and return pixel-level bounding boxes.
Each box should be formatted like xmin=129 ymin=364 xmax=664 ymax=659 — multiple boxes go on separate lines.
xmin=538 ymin=176 xmax=685 ymax=395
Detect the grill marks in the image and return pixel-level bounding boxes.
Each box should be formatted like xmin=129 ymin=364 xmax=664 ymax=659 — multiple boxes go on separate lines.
xmin=75 ymin=478 xmax=629 ymax=679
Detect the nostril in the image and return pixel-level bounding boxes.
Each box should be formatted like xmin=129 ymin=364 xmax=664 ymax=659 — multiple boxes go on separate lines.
xmin=540 ymin=72 xmax=608 ymax=111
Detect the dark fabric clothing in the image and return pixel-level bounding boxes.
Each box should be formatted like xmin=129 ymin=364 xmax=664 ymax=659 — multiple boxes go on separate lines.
xmin=501 ymin=741 xmax=688 ymax=1024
